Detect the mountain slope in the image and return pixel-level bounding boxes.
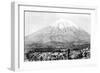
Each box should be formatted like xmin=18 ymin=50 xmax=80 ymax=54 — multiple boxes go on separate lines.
xmin=25 ymin=19 xmax=90 ymax=49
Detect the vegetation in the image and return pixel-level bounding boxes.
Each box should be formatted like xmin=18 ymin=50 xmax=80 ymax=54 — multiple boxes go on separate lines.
xmin=24 ymin=43 xmax=90 ymax=61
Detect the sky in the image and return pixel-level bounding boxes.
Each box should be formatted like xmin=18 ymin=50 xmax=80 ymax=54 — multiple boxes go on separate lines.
xmin=25 ymin=11 xmax=91 ymax=36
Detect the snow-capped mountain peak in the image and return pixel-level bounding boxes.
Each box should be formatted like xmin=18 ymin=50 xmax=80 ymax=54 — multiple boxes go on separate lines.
xmin=25 ymin=18 xmax=90 ymax=45
xmin=50 ymin=19 xmax=78 ymax=29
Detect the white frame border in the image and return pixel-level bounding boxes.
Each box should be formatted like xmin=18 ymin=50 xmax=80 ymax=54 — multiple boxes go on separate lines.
xmin=11 ymin=2 xmax=97 ymax=71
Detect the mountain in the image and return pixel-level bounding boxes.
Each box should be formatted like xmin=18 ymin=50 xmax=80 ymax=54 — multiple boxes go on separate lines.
xmin=25 ymin=19 xmax=90 ymax=50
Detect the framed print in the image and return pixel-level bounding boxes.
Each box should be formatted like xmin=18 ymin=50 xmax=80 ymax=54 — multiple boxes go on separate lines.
xmin=11 ymin=2 xmax=97 ymax=71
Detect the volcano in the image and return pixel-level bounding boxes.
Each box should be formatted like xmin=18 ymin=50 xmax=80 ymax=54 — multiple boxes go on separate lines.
xmin=25 ymin=19 xmax=90 ymax=50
